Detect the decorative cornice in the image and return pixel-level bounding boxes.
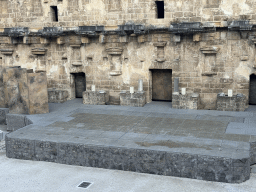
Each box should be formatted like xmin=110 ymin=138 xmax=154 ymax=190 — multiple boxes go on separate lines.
xmin=105 ymin=47 xmax=123 ymax=55
xmin=0 ymin=49 xmax=14 ymax=55
xmin=31 ymin=48 xmax=47 ymax=55
xmin=200 ymin=46 xmax=219 ymax=54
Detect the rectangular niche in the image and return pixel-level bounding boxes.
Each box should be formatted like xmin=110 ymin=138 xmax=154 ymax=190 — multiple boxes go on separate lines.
xmin=50 ymin=6 xmax=58 ymax=22
xmin=156 ymin=1 xmax=164 ymax=19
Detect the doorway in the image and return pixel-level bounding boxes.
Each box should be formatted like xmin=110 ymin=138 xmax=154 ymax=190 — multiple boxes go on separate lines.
xmin=71 ymin=73 xmax=86 ymax=98
xmin=249 ymin=74 xmax=256 ymax=105
xmin=151 ymin=69 xmax=172 ymax=101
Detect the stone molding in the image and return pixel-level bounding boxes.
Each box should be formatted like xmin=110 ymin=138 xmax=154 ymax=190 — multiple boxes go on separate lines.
xmin=31 ymin=48 xmax=47 ymax=55
xmin=0 ymin=49 xmax=14 ymax=55
xmin=200 ymin=46 xmax=219 ymax=54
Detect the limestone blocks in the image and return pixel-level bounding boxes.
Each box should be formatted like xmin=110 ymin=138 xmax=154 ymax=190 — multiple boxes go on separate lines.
xmin=83 ymin=90 xmax=109 ymax=105
xmin=105 ymin=43 xmax=123 ymax=76
xmin=217 ymin=93 xmax=247 ymax=111
xmin=48 ymin=89 xmax=69 ymax=103
xmin=172 ymin=93 xmax=200 ymax=110
xmin=120 ymin=91 xmax=146 ymax=107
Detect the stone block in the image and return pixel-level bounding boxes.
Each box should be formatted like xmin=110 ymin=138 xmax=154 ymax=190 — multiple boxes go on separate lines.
xmin=0 ymin=108 xmax=9 ymax=124
xmin=28 ymin=72 xmax=49 ymax=114
xmin=83 ymin=90 xmax=109 ymax=105
xmin=3 ymin=67 xmax=29 ymax=114
xmin=217 ymin=94 xmax=247 ymax=111
xmin=0 ymin=67 xmax=6 ymax=108
xmin=35 ymin=141 xmax=58 ymax=162
xmin=172 ymin=93 xmax=200 ymax=110
xmin=48 ymin=89 xmax=69 ymax=103
xmin=120 ymin=91 xmax=146 ymax=107
xmin=6 ymin=114 xmax=32 ymax=132
xmin=6 ymin=137 xmax=35 ymax=160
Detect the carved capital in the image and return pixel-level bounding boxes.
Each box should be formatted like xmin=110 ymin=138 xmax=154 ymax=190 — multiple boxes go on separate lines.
xmin=105 ymin=47 xmax=123 ymax=55
xmin=200 ymin=46 xmax=219 ymax=54
xmin=0 ymin=49 xmax=14 ymax=55
xmin=153 ymin=42 xmax=167 ymax=47
xmin=31 ymin=48 xmax=47 ymax=55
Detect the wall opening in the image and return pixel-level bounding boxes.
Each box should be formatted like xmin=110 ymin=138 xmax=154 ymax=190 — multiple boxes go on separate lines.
xmin=150 ymin=69 xmax=172 ymax=101
xmin=249 ymin=74 xmax=256 ymax=105
xmin=156 ymin=1 xmax=164 ymax=19
xmin=50 ymin=6 xmax=58 ymax=22
xmin=71 ymin=73 xmax=86 ymax=98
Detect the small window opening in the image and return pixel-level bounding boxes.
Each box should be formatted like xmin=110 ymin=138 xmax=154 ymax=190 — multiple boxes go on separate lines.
xmin=156 ymin=1 xmax=164 ymax=19
xmin=50 ymin=6 xmax=58 ymax=22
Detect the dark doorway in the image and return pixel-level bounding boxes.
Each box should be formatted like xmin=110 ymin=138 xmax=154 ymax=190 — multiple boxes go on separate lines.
xmin=73 ymin=73 xmax=86 ymax=98
xmin=50 ymin=6 xmax=58 ymax=22
xmin=156 ymin=1 xmax=164 ymax=19
xmin=151 ymin=69 xmax=172 ymax=101
xmin=249 ymin=74 xmax=256 ymax=105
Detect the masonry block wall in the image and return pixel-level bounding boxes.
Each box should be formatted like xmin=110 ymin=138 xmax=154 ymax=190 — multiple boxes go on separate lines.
xmin=1 ymin=0 xmax=256 ymax=28
xmin=0 ymin=0 xmax=256 ymax=109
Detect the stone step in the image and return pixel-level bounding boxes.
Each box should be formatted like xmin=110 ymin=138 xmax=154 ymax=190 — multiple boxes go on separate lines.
xmin=5 ymin=125 xmax=251 ymax=184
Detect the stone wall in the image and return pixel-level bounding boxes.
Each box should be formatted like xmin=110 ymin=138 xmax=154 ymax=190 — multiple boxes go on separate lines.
xmin=0 ymin=1 xmax=256 ymax=109
xmin=1 ymin=0 xmax=256 ymax=28
xmin=0 ymin=29 xmax=255 ymax=108
xmin=217 ymin=94 xmax=247 ymax=111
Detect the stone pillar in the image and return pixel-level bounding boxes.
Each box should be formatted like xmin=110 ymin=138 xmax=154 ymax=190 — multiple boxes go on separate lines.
xmin=138 ymin=79 xmax=143 ymax=92
xmin=174 ymin=77 xmax=179 ymax=93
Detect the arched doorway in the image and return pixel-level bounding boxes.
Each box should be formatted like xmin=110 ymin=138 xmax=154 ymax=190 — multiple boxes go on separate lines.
xmin=249 ymin=74 xmax=256 ymax=105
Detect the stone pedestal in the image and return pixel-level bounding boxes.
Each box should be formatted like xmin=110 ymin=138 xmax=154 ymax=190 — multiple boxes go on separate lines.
xmin=48 ymin=89 xmax=69 ymax=103
xmin=83 ymin=90 xmax=109 ymax=105
xmin=217 ymin=94 xmax=247 ymax=111
xmin=172 ymin=93 xmax=200 ymax=110
xmin=120 ymin=91 xmax=146 ymax=107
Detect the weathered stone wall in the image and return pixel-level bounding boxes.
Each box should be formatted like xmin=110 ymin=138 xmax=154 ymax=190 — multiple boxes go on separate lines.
xmin=0 ymin=30 xmax=256 ymax=108
xmin=1 ymin=0 xmax=256 ymax=28
xmin=0 ymin=1 xmax=256 ymax=109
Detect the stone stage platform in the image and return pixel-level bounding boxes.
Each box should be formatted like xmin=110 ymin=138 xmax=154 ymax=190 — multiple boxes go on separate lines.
xmin=5 ymin=99 xmax=256 ymax=183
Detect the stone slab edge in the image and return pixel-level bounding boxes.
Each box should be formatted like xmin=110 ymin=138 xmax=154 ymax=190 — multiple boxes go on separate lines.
xmin=5 ymin=135 xmax=250 ymax=183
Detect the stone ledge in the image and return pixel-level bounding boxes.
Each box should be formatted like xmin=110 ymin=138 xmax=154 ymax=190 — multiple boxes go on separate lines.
xmin=6 ymin=114 xmax=32 ymax=132
xmin=5 ymin=133 xmax=250 ymax=183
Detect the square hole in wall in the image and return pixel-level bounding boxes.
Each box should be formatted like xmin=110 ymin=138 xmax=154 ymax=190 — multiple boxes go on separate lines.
xmin=156 ymin=1 xmax=164 ymax=19
xmin=50 ymin=6 xmax=58 ymax=22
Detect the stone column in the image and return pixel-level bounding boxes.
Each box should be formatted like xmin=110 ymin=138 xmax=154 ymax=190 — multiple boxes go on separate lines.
xmin=174 ymin=77 xmax=179 ymax=94
xmin=138 ymin=79 xmax=143 ymax=92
